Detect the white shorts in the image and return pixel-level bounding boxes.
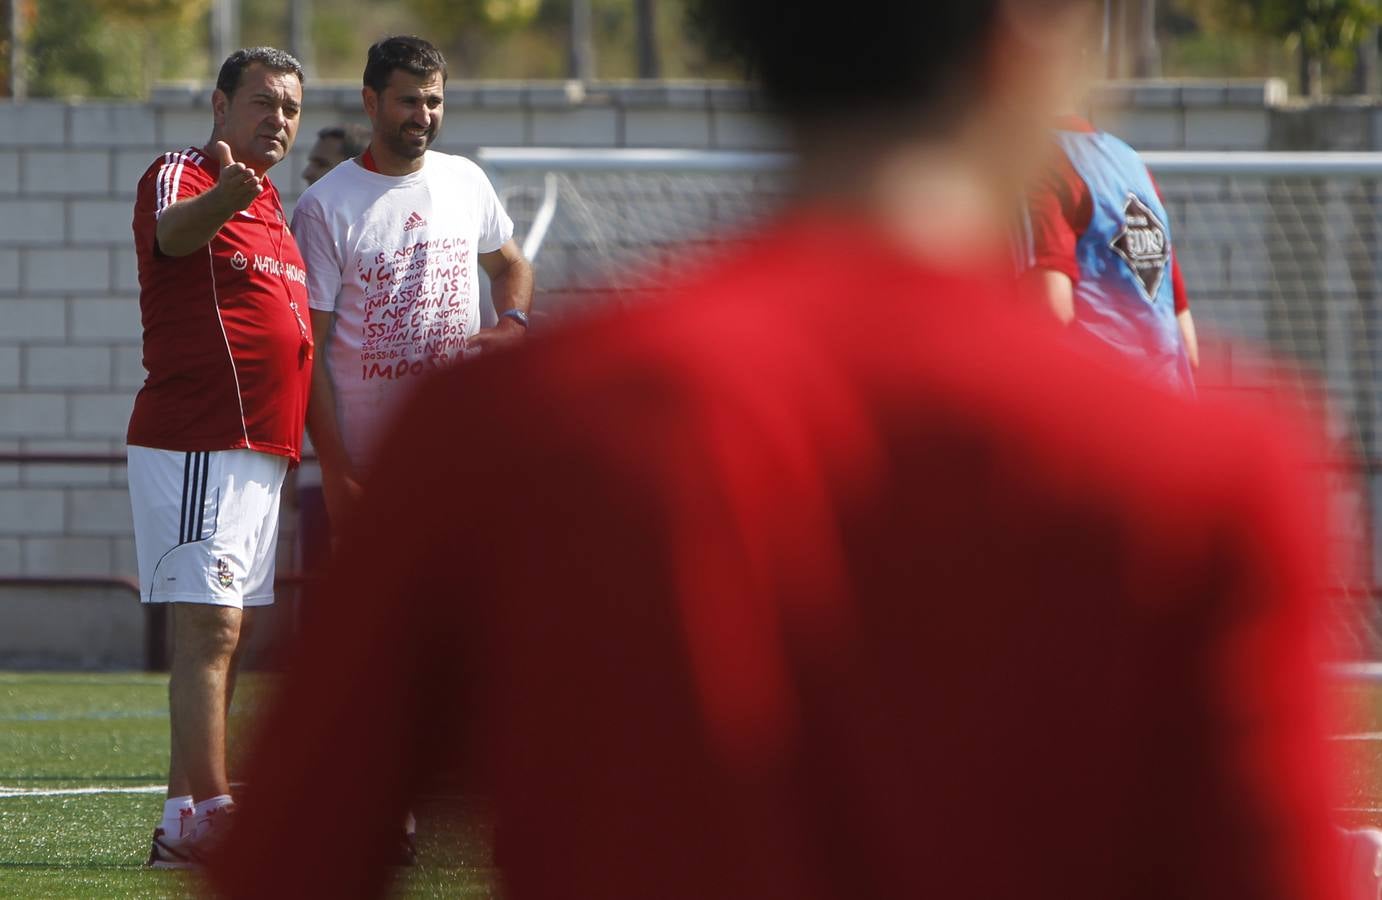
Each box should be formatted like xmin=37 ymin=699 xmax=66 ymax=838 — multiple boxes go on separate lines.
xmin=127 ymin=446 xmax=289 ymax=607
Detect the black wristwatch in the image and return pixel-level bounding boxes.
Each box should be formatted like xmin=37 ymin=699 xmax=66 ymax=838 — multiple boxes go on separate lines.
xmin=499 ymin=309 xmax=530 ymax=328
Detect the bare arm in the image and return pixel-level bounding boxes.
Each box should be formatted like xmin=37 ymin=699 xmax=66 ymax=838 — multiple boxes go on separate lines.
xmin=306 ymin=309 xmax=361 ymax=527
xmin=1170 ymin=253 xmax=1198 ymax=370
xmin=155 ymin=141 xmax=262 ymax=257
xmin=1022 ymin=268 xmax=1076 ymax=326
xmin=468 ymin=239 xmax=535 ymax=354
xmin=1177 ymin=308 xmax=1200 ymax=370
xmin=481 ymin=238 xmax=534 ymax=318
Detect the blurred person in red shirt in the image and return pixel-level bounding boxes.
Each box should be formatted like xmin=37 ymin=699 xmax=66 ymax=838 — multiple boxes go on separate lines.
xmin=210 ymin=2 xmax=1345 ymax=898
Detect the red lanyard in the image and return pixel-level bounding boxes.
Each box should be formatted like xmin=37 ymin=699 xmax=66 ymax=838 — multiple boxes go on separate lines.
xmin=255 ymin=190 xmax=313 ymax=362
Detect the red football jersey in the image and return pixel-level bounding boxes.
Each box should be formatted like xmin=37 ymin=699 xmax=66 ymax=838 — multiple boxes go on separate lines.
xmin=128 ymin=148 xmax=312 ymax=462
xmin=212 ymin=212 xmax=1342 ymax=900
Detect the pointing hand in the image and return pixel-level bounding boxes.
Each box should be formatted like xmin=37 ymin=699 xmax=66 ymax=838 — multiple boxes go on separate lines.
xmin=213 ymin=141 xmax=262 ymax=212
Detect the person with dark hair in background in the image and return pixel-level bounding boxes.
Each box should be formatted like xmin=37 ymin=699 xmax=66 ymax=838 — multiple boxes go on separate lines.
xmin=127 ymin=47 xmax=311 ymax=868
xmin=291 ymin=35 xmax=532 ymax=532
xmin=211 ymin=4 xmax=1344 ymax=899
xmin=301 ymin=123 xmax=370 ymax=186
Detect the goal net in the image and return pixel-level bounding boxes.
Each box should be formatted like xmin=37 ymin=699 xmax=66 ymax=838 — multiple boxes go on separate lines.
xmin=482 ymin=149 xmax=793 ymax=316
xmin=481 ymin=147 xmax=1382 ymax=661
xmin=1145 ymin=153 xmax=1381 ymax=662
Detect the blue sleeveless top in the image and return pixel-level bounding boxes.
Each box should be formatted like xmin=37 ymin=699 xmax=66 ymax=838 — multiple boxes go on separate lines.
xmin=1056 ymin=129 xmax=1194 ymax=393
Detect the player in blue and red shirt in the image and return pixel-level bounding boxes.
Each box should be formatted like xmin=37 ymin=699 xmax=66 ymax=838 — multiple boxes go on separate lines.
xmin=1019 ymin=115 xmax=1198 ymax=393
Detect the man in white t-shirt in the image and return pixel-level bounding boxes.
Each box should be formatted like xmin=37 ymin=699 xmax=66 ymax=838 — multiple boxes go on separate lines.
xmin=292 ymin=35 xmax=533 ymax=526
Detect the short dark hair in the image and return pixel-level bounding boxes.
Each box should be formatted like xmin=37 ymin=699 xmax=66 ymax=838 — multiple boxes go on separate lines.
xmin=363 ymin=36 xmax=447 ymax=94
xmin=317 ymin=123 xmax=370 ymax=159
xmin=690 ymin=1 xmax=1081 ymax=136
xmin=215 ymin=47 xmax=305 ymax=98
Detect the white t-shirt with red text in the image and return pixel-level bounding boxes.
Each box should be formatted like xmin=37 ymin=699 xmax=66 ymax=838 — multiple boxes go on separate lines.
xmin=292 ymin=150 xmax=513 ymax=467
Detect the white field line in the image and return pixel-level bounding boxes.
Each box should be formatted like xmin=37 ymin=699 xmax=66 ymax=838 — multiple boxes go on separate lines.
xmin=0 ymin=783 xmax=475 ymax=804
xmin=0 ymin=784 xmax=166 ymax=799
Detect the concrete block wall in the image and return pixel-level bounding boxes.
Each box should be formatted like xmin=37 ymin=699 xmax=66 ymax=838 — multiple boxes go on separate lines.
xmin=0 ymin=77 xmax=1378 ymax=665
xmin=140 ymin=78 xmax=795 ymax=201
xmin=0 ymin=98 xmax=148 ymax=616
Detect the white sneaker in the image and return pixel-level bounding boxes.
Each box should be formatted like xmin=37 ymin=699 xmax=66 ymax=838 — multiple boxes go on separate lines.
xmin=183 ymin=802 xmax=235 ymax=864
xmin=144 ymin=827 xmax=195 ymax=869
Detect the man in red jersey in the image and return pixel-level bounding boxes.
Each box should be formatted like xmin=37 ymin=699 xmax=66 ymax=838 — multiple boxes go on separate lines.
xmin=211 ymin=4 xmax=1345 ymax=898
xmin=127 ymin=47 xmax=312 ymax=868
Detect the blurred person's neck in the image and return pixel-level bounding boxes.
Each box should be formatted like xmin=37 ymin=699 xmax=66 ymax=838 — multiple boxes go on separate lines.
xmin=793 ymin=127 xmax=1017 ymax=271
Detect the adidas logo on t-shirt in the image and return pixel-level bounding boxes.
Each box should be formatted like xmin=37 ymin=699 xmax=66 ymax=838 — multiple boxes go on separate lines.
xmin=404 ymin=211 xmax=426 ymax=231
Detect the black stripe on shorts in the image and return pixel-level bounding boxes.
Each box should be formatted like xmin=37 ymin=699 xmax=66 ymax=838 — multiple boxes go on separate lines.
xmin=194 ymin=452 xmax=209 ymax=542
xmin=178 ymin=452 xmax=192 ymax=544
xmin=179 ymin=452 xmax=210 ymax=544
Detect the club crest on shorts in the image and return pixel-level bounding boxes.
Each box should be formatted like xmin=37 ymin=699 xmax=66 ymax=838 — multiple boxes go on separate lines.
xmin=214 ymin=558 xmax=234 ymax=589
xmin=1109 ymin=192 xmax=1170 ymax=303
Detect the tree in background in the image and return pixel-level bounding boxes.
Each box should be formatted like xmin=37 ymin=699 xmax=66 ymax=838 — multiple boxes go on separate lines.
xmin=391 ymin=0 xmax=724 ymax=80
xmin=22 ymin=0 xmax=207 ymax=98
xmin=635 ymin=0 xmax=658 ymax=78
xmin=98 ymin=0 xmax=211 ymax=88
xmin=1 ymin=0 xmax=25 ymax=97
xmin=26 ymin=0 xmax=143 ymax=97
xmin=1177 ymin=0 xmax=1379 ymax=97
xmin=400 ymin=0 xmax=541 ymax=72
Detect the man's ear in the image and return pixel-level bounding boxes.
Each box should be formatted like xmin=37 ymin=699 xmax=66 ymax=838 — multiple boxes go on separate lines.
xmin=361 ymin=86 xmax=378 ymax=122
xmin=211 ymin=89 xmax=229 ymax=128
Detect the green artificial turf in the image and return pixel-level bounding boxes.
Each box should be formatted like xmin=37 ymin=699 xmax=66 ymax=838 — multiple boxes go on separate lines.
xmin=6 ymin=670 xmax=1382 ymax=897
xmin=1329 ymin=678 xmax=1382 ymax=830
xmin=0 ymin=672 xmax=495 ymax=899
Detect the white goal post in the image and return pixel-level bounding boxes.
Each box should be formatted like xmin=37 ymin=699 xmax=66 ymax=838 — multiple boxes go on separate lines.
xmin=479 ymin=147 xmax=1382 ymax=662
xmin=1141 ymin=151 xmax=1382 ymax=177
